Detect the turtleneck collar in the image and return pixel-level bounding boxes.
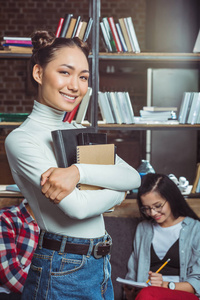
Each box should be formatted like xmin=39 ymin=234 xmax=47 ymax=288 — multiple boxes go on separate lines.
xmin=28 ymin=100 xmax=66 ymax=125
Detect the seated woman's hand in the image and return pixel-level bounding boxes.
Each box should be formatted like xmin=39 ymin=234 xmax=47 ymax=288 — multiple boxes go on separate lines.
xmin=41 ymin=165 xmax=80 ymax=204
xmin=148 ymin=271 xmax=163 ymax=287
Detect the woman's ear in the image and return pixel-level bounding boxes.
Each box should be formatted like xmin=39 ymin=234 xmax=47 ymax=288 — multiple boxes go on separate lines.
xmin=32 ymin=64 xmax=43 ymax=85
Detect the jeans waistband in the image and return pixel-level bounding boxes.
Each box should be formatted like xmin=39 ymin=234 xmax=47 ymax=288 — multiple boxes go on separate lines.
xmin=38 ymin=230 xmax=112 ymax=259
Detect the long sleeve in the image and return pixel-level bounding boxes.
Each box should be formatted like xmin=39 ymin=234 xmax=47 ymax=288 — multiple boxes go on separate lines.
xmin=75 ymin=154 xmax=141 ymax=191
xmin=0 ymin=208 xmax=39 ymax=293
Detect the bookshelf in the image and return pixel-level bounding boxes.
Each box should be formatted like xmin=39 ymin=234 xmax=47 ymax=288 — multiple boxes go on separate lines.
xmin=0 ymin=0 xmax=200 ymax=181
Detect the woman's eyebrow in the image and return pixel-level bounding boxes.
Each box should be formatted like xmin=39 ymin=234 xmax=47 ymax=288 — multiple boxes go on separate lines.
xmin=61 ymin=64 xmax=90 ymax=74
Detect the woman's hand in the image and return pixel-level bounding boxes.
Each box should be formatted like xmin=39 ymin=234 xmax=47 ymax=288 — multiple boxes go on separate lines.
xmin=41 ymin=165 xmax=80 ymax=204
xmin=148 ymin=271 xmax=163 ymax=287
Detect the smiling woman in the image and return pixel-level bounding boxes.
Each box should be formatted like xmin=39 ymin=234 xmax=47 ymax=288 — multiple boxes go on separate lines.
xmin=124 ymin=173 xmax=200 ymax=300
xmin=4 ymin=30 xmax=141 ymax=300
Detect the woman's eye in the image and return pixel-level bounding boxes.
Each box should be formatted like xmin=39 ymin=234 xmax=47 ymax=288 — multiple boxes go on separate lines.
xmin=80 ymin=75 xmax=89 ymax=81
xmin=60 ymin=71 xmax=69 ymax=75
xmin=155 ymin=204 xmax=162 ymax=209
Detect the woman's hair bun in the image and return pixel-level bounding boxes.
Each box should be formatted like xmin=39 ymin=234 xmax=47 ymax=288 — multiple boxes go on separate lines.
xmin=31 ymin=30 xmax=56 ymax=53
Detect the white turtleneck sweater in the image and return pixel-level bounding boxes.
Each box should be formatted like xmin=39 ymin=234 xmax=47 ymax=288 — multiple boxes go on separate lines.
xmin=5 ymin=101 xmax=141 ymax=238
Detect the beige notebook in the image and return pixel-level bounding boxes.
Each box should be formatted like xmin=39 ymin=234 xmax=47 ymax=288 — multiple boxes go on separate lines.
xmin=76 ymin=144 xmax=115 ymax=190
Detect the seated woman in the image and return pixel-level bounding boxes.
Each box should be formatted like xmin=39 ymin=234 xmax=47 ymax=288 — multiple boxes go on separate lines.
xmin=124 ymin=173 xmax=200 ymax=300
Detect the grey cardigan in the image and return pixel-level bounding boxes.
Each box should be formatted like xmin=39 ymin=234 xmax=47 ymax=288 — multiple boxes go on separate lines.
xmin=125 ymin=217 xmax=200 ymax=297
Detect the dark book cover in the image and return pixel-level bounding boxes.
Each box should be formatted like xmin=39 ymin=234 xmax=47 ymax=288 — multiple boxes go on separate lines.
xmin=59 ymin=13 xmax=73 ymax=37
xmin=51 ymin=127 xmax=107 ymax=167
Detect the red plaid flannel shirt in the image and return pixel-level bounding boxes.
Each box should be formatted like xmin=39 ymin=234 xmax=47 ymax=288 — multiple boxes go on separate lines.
xmin=0 ymin=200 xmax=39 ymax=293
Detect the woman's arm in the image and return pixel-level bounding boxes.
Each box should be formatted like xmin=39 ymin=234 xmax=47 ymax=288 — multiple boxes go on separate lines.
xmin=40 ymin=155 xmax=141 ymax=203
xmin=5 ymin=131 xmax=127 ymax=218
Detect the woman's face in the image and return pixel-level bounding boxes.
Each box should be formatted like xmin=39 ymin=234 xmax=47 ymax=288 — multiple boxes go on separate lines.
xmin=140 ymin=191 xmax=175 ymax=227
xmin=33 ymin=46 xmax=89 ymax=112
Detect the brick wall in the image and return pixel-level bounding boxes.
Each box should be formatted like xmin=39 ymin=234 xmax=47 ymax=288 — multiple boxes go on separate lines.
xmin=0 ymin=0 xmax=146 ymax=114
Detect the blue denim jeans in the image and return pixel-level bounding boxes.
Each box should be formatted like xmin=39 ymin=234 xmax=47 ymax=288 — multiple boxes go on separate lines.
xmin=21 ymin=231 xmax=114 ymax=300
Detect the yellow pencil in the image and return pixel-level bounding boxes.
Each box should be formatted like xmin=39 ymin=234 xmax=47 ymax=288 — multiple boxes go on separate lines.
xmin=146 ymin=258 xmax=171 ymax=284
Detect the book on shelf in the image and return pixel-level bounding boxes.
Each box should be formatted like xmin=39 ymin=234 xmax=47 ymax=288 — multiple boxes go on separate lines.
xmin=63 ymin=104 xmax=80 ymax=123
xmin=75 ymin=87 xmax=92 ymax=124
xmin=107 ymin=17 xmax=123 ymax=52
xmin=59 ymin=13 xmax=73 ymax=37
xmin=76 ymin=21 xmax=88 ymax=40
xmin=3 ymin=46 xmax=33 ymax=53
xmin=123 ymin=18 xmax=136 ymax=52
xmin=63 ymin=87 xmax=92 ymax=123
xmin=124 ymin=92 xmax=135 ymax=123
xmin=3 ymin=37 xmax=31 ymax=41
xmin=109 ymin=92 xmax=123 ymax=124
xmin=76 ymin=144 xmax=115 ymax=190
xmin=100 ymin=22 xmax=113 ymax=52
xmin=71 ymin=16 xmax=81 ymax=38
xmin=102 ymin=17 xmax=117 ymax=52
xmin=75 ymin=21 xmax=83 ymax=38
xmin=115 ymin=23 xmax=128 ymax=52
xmin=143 ymin=106 xmax=177 ymax=112
xmin=140 ymin=110 xmax=176 ymax=122
xmin=116 ymin=91 xmax=135 ymax=124
xmin=187 ymin=93 xmax=200 ymax=125
xmin=98 ymin=91 xmax=135 ymax=124
xmin=179 ymin=92 xmax=200 ymax=124
xmin=98 ymin=92 xmax=115 ymax=123
xmin=83 ymin=17 xmax=93 ymax=42
xmin=3 ymin=39 xmax=32 ymax=45
xmin=106 ymin=92 xmax=118 ymax=123
xmin=65 ymin=17 xmax=77 ymax=38
xmin=191 ymin=163 xmax=200 ymax=193
xmin=125 ymin=17 xmax=140 ymax=53
xmin=51 ymin=127 xmax=107 ymax=168
xmin=55 ymin=17 xmax=64 ymax=37
xmin=118 ymin=18 xmax=132 ymax=52
xmin=193 ymin=28 xmax=200 ymax=53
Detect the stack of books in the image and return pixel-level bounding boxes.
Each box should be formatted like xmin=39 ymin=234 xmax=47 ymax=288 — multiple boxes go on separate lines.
xmin=56 ymin=13 xmax=93 ymax=41
xmin=137 ymin=106 xmax=178 ymax=123
xmin=179 ymin=92 xmax=200 ymax=124
xmin=100 ymin=16 xmax=140 ymax=53
xmin=1 ymin=37 xmax=32 ymax=53
xmin=98 ymin=91 xmax=135 ymax=124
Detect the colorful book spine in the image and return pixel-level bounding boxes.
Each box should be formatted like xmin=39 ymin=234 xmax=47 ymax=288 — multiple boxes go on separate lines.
xmin=55 ymin=17 xmax=64 ymax=37
xmin=107 ymin=17 xmax=123 ymax=52
xmin=102 ymin=17 xmax=117 ymax=52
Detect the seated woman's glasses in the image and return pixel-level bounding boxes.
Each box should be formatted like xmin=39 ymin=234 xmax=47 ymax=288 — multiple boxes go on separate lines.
xmin=140 ymin=200 xmax=167 ymax=216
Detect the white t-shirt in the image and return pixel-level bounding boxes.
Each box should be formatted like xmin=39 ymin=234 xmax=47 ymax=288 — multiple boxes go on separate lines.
xmin=5 ymin=100 xmax=141 ymax=238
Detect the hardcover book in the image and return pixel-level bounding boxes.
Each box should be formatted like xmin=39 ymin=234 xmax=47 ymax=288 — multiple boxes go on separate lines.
xmin=107 ymin=17 xmax=123 ymax=52
xmin=51 ymin=127 xmax=107 ymax=168
xmin=59 ymin=13 xmax=73 ymax=37
xmin=83 ymin=18 xmax=93 ymax=42
xmin=118 ymin=18 xmax=132 ymax=52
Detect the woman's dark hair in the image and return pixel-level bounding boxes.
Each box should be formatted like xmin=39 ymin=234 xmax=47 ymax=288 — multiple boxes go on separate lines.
xmin=137 ymin=173 xmax=199 ymax=221
xmin=29 ymin=30 xmax=90 ymax=89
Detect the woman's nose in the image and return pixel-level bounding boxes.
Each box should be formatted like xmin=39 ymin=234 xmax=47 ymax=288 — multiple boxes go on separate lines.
xmin=68 ymin=76 xmax=78 ymax=91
